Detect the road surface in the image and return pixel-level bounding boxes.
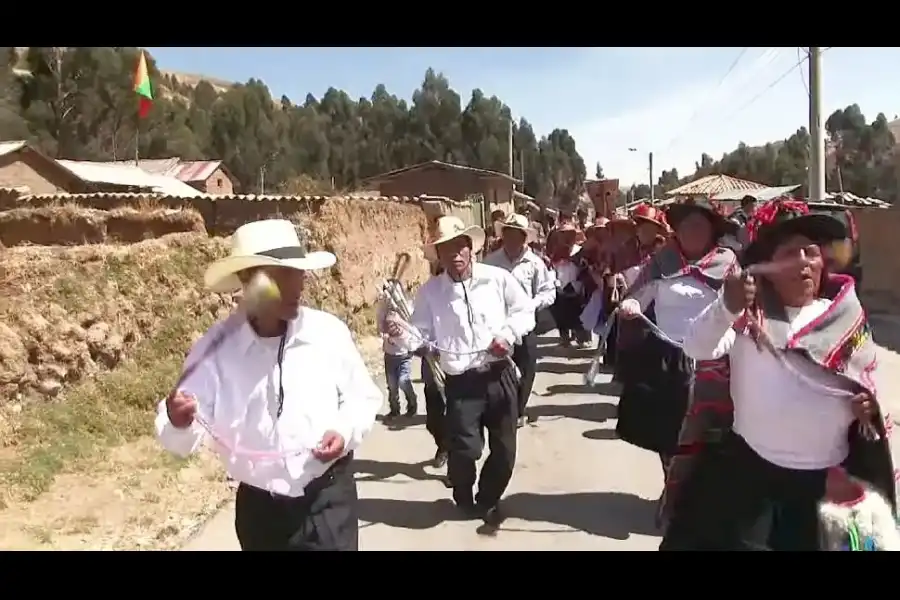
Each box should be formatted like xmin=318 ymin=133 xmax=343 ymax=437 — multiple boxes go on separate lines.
xmin=183 ymin=320 xmax=900 ymax=551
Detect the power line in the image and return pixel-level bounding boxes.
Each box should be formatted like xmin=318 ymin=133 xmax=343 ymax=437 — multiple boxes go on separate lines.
xmin=718 ymin=47 xmax=834 ymax=126
xmin=661 ymin=47 xmax=749 ymax=153
xmin=797 ymin=47 xmax=809 ymax=98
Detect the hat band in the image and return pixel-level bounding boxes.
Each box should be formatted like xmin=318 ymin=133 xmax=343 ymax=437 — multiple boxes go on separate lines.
xmin=257 ymin=246 xmax=307 ymax=259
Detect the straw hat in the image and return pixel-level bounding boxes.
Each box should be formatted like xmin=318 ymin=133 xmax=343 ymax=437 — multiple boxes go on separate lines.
xmin=204 ymin=219 xmax=336 ymax=294
xmin=498 ymin=213 xmax=537 ymax=243
xmin=631 ymin=203 xmax=669 ymax=231
xmin=424 ymin=216 xmax=486 ymax=261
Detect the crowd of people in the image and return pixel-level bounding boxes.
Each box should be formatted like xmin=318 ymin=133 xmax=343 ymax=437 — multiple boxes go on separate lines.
xmin=156 ymin=193 xmax=900 ymax=551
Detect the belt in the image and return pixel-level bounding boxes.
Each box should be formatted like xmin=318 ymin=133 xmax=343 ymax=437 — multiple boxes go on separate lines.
xmin=242 ymin=452 xmax=353 ymax=501
xmin=447 ymin=359 xmax=510 ymax=379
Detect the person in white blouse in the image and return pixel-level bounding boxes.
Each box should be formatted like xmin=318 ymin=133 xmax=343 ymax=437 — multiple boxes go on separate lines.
xmin=614 ymin=200 xmax=739 ymax=513
xmin=484 ymin=213 xmax=557 ymax=428
xmin=660 ymin=200 xmax=895 ymax=551
xmin=156 ymin=219 xmax=382 ymax=551
xmin=387 ymin=216 xmax=535 ymax=528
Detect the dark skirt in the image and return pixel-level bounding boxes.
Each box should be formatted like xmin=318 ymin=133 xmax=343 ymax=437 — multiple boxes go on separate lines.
xmin=615 ymin=323 xmax=692 ymax=456
xmin=550 ymin=291 xmax=587 ymax=333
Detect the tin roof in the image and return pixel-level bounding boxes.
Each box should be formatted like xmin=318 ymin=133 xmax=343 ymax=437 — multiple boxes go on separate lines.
xmin=819 ymin=192 xmax=891 ymax=208
xmin=168 ymin=160 xmax=224 ymax=183
xmin=0 ymin=140 xmax=27 ymax=157
xmin=711 ymin=184 xmax=802 ymax=202
xmin=665 ymin=174 xmax=766 ymax=197
xmin=57 ymin=160 xmax=203 ymax=197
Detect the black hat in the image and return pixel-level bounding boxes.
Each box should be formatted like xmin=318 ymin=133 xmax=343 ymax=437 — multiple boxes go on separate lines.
xmin=666 ymin=198 xmax=738 ymax=239
xmin=743 ymin=199 xmax=847 ymax=265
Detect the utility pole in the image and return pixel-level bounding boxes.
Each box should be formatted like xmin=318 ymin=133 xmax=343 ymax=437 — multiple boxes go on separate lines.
xmin=808 ymin=47 xmax=826 ymax=202
xmin=508 ymin=117 xmax=514 ymax=181
xmin=648 ymin=151 xmax=655 ymax=202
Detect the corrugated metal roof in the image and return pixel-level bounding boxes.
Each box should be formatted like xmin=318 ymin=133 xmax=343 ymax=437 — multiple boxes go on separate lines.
xmin=665 ymin=174 xmax=766 ymax=197
xmin=712 ymin=184 xmax=801 ymax=202
xmin=168 ymin=160 xmax=223 ymax=182
xmin=21 ymin=192 xmax=454 ymax=204
xmin=819 ymin=192 xmax=891 ymax=208
xmin=57 ymin=160 xmax=204 ymax=197
xmin=0 ymin=140 xmax=27 ymax=157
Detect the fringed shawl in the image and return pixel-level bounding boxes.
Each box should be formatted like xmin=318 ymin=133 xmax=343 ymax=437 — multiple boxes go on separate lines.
xmin=663 ymin=274 xmax=898 ymax=522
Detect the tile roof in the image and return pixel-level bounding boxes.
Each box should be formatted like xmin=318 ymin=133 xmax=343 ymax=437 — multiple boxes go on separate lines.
xmin=19 ymin=192 xmax=470 ymax=205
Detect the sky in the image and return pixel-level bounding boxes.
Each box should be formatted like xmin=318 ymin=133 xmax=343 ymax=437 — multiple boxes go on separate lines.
xmin=147 ymin=47 xmax=900 ymax=187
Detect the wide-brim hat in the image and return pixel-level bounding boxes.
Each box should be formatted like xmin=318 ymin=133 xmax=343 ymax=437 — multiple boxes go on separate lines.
xmin=631 ymin=203 xmax=669 ymax=231
xmin=424 ymin=215 xmax=486 ymax=261
xmin=498 ymin=213 xmax=537 ymax=243
xmin=743 ymin=199 xmax=848 ymax=266
xmin=667 ymin=199 xmax=738 ymax=239
xmin=204 ymin=219 xmax=337 ymax=294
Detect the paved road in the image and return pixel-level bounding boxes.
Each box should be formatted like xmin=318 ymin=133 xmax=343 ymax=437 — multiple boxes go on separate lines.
xmin=183 ymin=321 xmax=900 ymax=551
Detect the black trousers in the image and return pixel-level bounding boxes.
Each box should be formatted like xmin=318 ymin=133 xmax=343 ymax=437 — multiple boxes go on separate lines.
xmin=512 ymin=332 xmax=537 ymax=417
xmin=660 ymin=432 xmax=826 ymax=551
xmin=445 ymin=360 xmax=519 ymax=508
xmin=422 ymin=358 xmax=447 ymax=452
xmin=234 ymin=454 xmax=358 ymax=551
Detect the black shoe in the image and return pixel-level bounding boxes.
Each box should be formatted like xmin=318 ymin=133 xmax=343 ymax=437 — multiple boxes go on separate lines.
xmin=404 ymin=404 xmax=418 ymax=418
xmin=433 ymin=449 xmax=448 ymax=469
xmin=475 ymin=504 xmax=506 ymax=536
xmin=383 ymin=408 xmax=400 ymax=424
xmin=517 ymin=416 xmax=528 ymax=429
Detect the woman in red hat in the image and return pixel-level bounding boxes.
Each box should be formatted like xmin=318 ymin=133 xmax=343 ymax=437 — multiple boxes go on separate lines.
xmin=548 ymin=223 xmax=593 ymax=347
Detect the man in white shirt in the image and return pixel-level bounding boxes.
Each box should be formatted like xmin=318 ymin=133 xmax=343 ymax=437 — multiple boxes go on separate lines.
xmin=388 ymin=216 xmax=535 ymax=527
xmin=484 ymin=213 xmax=556 ymax=427
xmin=156 ymin=220 xmax=382 ymax=551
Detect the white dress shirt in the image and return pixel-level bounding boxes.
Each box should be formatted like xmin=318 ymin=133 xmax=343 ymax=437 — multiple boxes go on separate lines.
xmin=624 ymin=275 xmax=719 ymax=344
xmin=155 ymin=307 xmax=383 ymax=497
xmin=683 ymin=295 xmax=856 ymax=470
xmin=407 ymin=262 xmax=535 ymax=376
xmin=483 ymin=247 xmax=557 ymax=312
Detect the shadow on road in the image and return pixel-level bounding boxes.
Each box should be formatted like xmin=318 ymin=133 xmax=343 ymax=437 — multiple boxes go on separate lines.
xmin=536 ymin=359 xmax=592 ymax=375
xmin=535 ymin=345 xmax=596 ymax=360
xmin=376 ymin=414 xmax=427 ymax=431
xmin=870 ymin=314 xmax=900 ymax=354
xmin=354 ymin=458 xmax=448 ymax=484
xmin=500 ymin=491 xmax=658 ymax=540
xmin=358 ymin=498 xmax=463 ymax=529
xmin=528 ymin=401 xmax=617 ymax=424
xmin=544 ymin=382 xmax=620 ymax=397
xmin=582 ymin=427 xmax=620 ymax=441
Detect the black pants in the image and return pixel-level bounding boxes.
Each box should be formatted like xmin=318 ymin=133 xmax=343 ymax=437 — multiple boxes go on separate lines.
xmin=422 ymin=358 xmax=447 ymax=452
xmin=234 ymin=454 xmax=358 ymax=551
xmin=551 ymin=293 xmax=589 ymax=343
xmin=512 ymin=332 xmax=537 ymax=417
xmin=660 ymin=432 xmax=826 ymax=551
xmin=445 ymin=361 xmax=519 ymax=509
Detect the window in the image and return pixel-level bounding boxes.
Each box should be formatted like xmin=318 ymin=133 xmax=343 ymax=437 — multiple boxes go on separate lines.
xmin=217 ymin=177 xmax=223 ymax=186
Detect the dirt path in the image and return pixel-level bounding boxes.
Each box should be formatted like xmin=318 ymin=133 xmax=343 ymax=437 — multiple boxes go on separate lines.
xmin=183 ymin=323 xmax=900 ymax=551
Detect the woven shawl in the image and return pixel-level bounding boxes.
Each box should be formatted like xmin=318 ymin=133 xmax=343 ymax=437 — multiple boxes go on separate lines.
xmin=662 ymin=273 xmax=898 ymax=522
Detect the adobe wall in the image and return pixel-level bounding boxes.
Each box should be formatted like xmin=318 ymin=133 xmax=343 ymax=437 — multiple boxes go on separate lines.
xmin=852 ymin=206 xmax=900 ymax=314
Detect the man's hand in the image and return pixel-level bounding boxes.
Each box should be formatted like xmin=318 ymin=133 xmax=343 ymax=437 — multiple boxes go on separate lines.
xmin=166 ymin=391 xmax=197 ymax=429
xmin=384 ymin=315 xmax=403 ymax=338
xmin=312 ymin=430 xmax=346 ymax=462
xmin=722 ymin=271 xmax=756 ymax=315
xmin=487 ymin=337 xmax=511 ymax=358
xmin=618 ymin=298 xmax=642 ymax=320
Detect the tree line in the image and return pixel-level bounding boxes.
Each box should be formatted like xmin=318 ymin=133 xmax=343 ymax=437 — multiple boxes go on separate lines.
xmin=2 ymin=48 xmax=897 ymax=207
xmin=0 ymin=47 xmax=588 ymax=205
xmin=616 ymin=104 xmax=900 ymax=204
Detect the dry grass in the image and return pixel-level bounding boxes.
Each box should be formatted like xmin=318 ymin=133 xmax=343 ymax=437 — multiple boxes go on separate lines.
xmin=0 ymin=228 xmax=390 ymax=550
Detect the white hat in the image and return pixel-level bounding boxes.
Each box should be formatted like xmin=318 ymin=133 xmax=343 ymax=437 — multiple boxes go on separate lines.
xmin=424 ymin=216 xmax=485 ymax=261
xmin=498 ymin=213 xmax=537 ymax=243
xmin=204 ymin=219 xmax=336 ymax=293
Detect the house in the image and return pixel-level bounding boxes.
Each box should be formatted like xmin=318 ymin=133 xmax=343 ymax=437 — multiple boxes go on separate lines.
xmin=56 ymin=160 xmax=202 ymax=196
xmin=363 ymin=160 xmax=521 ymax=225
xmin=0 ymin=141 xmax=89 ymax=195
xmin=104 ymin=158 xmax=237 ymax=195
